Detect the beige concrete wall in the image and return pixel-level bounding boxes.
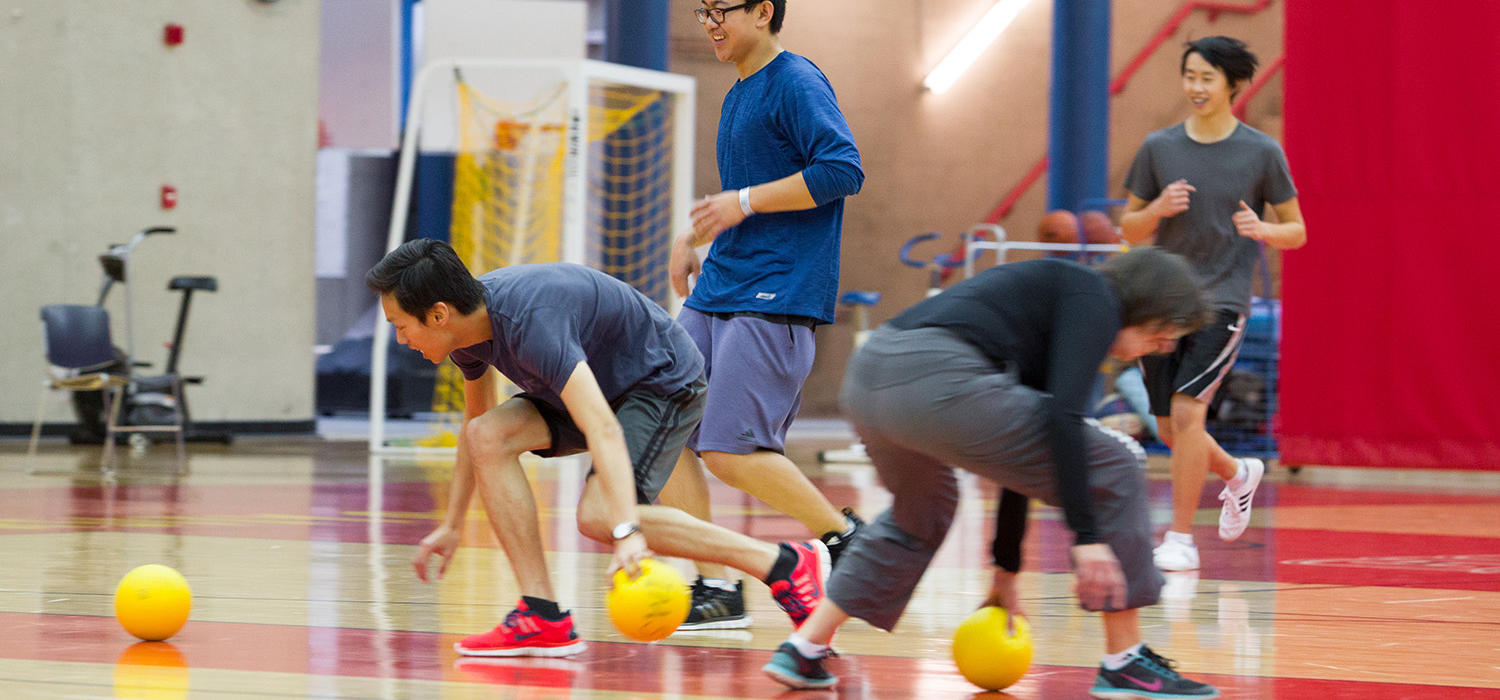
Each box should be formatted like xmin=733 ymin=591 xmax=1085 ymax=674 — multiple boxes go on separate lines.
xmin=671 ymin=0 xmax=1285 ymax=415
xmin=0 ymin=0 xmax=320 ymax=424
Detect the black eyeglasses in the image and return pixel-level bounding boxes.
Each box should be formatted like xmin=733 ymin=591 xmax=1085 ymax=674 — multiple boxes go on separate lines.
xmin=694 ymin=2 xmax=755 ymax=25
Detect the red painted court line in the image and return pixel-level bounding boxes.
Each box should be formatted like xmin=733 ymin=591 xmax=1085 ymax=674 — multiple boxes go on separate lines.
xmin=1144 ymin=479 xmax=1500 ymax=508
xmin=4 ymin=612 xmax=1497 ymax=698
xmin=1262 ymin=485 xmax=1500 ymax=507
xmin=1269 ymin=528 xmax=1500 ymax=591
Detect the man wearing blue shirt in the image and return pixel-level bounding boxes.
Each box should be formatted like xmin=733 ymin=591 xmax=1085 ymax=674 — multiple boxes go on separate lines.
xmin=666 ymin=0 xmax=865 ymax=631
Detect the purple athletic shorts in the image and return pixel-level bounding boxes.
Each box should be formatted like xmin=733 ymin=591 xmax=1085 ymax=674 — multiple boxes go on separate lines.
xmin=678 ymin=306 xmax=816 ymax=454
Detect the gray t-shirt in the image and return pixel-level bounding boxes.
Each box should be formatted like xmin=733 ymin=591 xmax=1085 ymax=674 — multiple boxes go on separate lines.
xmin=1124 ymin=122 xmax=1297 ymax=313
xmin=450 ymin=263 xmax=703 ymax=411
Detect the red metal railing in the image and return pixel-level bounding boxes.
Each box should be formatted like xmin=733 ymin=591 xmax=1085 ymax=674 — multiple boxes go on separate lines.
xmin=981 ymin=0 xmax=1278 ymax=225
xmin=1231 ymin=53 xmax=1284 ymax=119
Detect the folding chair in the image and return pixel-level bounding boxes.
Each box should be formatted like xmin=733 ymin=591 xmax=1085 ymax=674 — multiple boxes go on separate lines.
xmin=27 ymin=304 xmax=186 ymax=474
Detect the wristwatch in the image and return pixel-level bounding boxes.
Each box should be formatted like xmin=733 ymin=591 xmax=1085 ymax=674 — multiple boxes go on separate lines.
xmin=610 ymin=522 xmax=641 ymax=541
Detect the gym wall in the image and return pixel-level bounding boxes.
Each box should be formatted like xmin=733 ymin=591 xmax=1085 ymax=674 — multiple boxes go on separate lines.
xmin=0 ymin=1 xmax=320 ymax=428
xmin=0 ymin=0 xmax=1286 ymax=428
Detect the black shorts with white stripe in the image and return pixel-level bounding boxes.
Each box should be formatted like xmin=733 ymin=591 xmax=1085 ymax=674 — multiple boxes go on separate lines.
xmin=1137 ymin=308 xmax=1247 ymax=416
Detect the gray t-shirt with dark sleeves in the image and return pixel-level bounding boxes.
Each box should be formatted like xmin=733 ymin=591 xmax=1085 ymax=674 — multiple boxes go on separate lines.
xmin=1124 ymin=122 xmax=1297 ymax=314
xmin=449 ymin=263 xmax=703 ymax=411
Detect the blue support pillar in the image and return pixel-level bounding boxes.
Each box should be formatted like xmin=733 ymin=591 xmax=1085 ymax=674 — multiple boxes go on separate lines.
xmin=1047 ymin=0 xmax=1111 ymax=214
xmin=399 ymin=0 xmax=417 ymax=128
xmin=605 ymin=0 xmax=669 ymax=71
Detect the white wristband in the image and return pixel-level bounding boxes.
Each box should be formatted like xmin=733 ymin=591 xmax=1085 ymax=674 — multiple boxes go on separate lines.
xmin=738 ymin=187 xmax=755 ymax=217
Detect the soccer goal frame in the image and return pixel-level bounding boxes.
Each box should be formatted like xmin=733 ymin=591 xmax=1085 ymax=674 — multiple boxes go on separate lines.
xmin=368 ymin=58 xmax=695 ymax=454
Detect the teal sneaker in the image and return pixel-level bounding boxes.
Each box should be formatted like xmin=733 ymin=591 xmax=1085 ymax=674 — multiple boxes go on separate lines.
xmin=1090 ymin=646 xmax=1219 ymax=698
xmin=763 ymin=641 xmax=836 ymax=690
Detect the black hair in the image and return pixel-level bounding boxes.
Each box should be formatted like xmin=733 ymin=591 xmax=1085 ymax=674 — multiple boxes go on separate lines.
xmin=1181 ymin=36 xmax=1258 ymax=99
xmin=764 ymin=0 xmax=786 ymax=34
xmin=364 ymin=238 xmax=485 ymax=323
xmin=1098 ymin=247 xmax=1210 ymax=331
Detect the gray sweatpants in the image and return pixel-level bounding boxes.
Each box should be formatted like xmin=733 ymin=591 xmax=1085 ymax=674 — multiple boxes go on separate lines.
xmin=829 ymin=327 xmax=1162 ymax=631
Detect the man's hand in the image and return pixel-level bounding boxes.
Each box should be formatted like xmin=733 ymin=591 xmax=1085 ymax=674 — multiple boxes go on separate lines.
xmin=606 ymin=531 xmax=653 ymax=581
xmin=690 ymin=191 xmax=746 ymax=244
xmin=1232 ymin=200 xmax=1269 ymax=240
xmin=412 ymin=525 xmax=461 ymax=583
xmin=1149 ymin=179 xmax=1195 ymax=218
xmin=669 ymin=233 xmax=702 ymax=298
xmin=1070 ymin=543 xmax=1127 ymax=611
xmin=982 ymin=568 xmax=1026 ymax=636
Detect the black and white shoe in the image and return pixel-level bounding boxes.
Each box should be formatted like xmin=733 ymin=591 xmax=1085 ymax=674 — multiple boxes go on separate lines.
xmin=676 ymin=577 xmax=752 ymax=631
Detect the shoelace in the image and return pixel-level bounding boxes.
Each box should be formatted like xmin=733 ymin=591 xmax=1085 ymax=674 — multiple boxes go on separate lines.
xmin=774 ymin=585 xmax=811 ymax=614
xmin=1137 ymin=647 xmax=1184 ymax=679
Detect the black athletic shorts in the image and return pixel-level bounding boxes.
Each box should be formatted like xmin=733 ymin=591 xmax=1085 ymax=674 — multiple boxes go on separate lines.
xmin=1138 ymin=308 xmax=1247 ymax=417
xmin=517 ymin=374 xmax=706 ymax=504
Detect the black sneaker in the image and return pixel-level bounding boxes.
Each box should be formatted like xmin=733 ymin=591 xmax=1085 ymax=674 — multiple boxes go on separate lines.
xmin=1090 ymin=645 xmax=1219 ymax=698
xmin=763 ymin=641 xmax=837 ymax=689
xmin=820 ymin=508 xmax=864 ymax=568
xmin=676 ymin=577 xmax=752 ymax=631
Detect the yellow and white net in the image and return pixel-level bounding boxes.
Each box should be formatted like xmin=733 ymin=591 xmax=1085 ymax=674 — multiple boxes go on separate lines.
xmin=414 ymin=74 xmax=679 ymax=446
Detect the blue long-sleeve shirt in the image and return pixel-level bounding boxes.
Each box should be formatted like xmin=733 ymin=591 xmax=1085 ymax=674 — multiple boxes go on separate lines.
xmin=686 ymin=51 xmax=864 ymax=324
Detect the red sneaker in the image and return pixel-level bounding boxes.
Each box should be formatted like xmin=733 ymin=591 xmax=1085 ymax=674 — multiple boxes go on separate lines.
xmin=454 ymin=600 xmax=587 ymax=657
xmin=768 ymin=540 xmax=831 ymax=628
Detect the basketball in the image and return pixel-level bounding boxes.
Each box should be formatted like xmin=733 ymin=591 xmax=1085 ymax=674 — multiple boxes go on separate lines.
xmin=606 ymin=559 xmax=690 ymax=642
xmin=114 ymin=564 xmax=192 ymax=642
xmin=1079 ymin=209 xmax=1121 ymax=244
xmin=1037 ymin=210 xmax=1080 ymax=244
xmin=952 ymin=606 xmax=1033 ymax=690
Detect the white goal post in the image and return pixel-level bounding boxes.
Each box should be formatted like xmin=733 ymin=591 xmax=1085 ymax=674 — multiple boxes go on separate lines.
xmin=368 ymin=58 xmax=695 ymax=454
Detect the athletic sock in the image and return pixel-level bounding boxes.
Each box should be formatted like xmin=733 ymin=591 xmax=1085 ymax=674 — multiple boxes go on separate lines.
xmin=1102 ymin=642 xmax=1144 ymax=670
xmin=839 ymin=515 xmax=858 ymax=539
xmin=521 ymin=596 xmax=564 ymax=620
xmin=788 ymin=632 xmax=828 ymax=659
xmin=1164 ymin=530 xmax=1194 ymax=547
xmin=701 ymin=577 xmax=737 ymax=593
xmin=1225 ymin=460 xmax=1247 ymax=490
xmin=763 ymin=543 xmax=797 ymax=584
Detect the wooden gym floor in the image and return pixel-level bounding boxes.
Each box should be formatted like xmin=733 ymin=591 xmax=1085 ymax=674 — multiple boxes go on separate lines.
xmin=2 ymin=431 xmax=1498 ymax=699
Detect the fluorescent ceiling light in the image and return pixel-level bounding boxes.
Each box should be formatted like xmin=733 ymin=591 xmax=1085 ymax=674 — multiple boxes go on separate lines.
xmin=923 ymin=0 xmax=1031 ymax=94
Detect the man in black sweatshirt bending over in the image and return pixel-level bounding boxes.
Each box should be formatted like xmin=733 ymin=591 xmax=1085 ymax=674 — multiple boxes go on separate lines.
xmin=763 ymin=247 xmax=1221 ymax=699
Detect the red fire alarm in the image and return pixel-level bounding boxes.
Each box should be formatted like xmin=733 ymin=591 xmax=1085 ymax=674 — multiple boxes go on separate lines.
xmin=161 ymin=185 xmax=178 ymax=210
xmin=164 ymin=23 xmax=184 ymax=46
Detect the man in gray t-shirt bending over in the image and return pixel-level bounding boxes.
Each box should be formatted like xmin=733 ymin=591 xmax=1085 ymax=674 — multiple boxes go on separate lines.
xmin=1121 ymin=36 xmax=1307 ymax=573
xmin=367 ymin=239 xmax=834 ymax=658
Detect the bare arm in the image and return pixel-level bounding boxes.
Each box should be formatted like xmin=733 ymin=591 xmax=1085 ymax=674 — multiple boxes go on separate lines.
xmin=683 ymin=172 xmax=816 ymax=247
xmin=558 ymin=360 xmax=648 ymax=575
xmin=1119 ymin=179 xmax=1196 ymax=244
xmin=1119 ymin=193 xmax=1159 ymax=244
xmin=1234 ymin=197 xmax=1307 ymax=250
xmin=670 ymin=172 xmax=820 ymax=296
xmin=445 ymin=372 xmax=498 ymax=528
xmin=412 ymin=371 xmax=498 ymax=582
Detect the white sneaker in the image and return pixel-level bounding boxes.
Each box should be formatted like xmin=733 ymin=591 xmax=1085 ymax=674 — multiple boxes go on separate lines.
xmin=1218 ymin=457 xmax=1265 ymax=541
xmin=1161 ymin=571 xmax=1199 ymax=622
xmin=1153 ymin=538 xmax=1200 ymax=571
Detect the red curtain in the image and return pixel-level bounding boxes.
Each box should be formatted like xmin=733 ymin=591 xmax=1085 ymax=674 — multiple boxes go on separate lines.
xmin=1279 ymin=1 xmax=1500 ymax=469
